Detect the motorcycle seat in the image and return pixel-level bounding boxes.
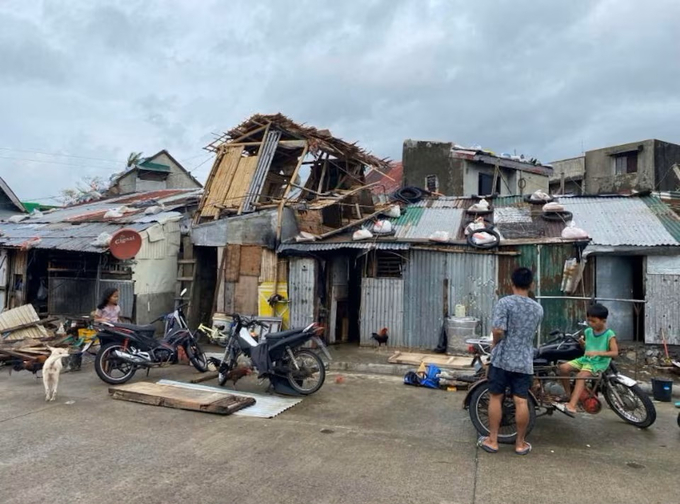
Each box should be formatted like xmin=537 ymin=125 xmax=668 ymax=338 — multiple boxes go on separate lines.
xmin=265 ymin=329 xmax=303 ymax=340
xmin=532 ymin=358 xmax=550 ymax=366
xmin=109 ymin=322 xmax=157 ymax=336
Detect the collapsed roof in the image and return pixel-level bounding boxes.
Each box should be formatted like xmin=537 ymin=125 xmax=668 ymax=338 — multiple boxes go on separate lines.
xmin=197 ymin=113 xmax=390 ymax=223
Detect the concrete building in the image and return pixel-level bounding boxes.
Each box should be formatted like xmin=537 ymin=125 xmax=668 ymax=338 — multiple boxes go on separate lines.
xmin=549 ymin=156 xmax=585 ymax=195
xmin=402 ymin=140 xmax=552 ymax=197
xmin=108 ymin=150 xmax=203 ymax=195
xmin=550 ymin=139 xmax=680 ymax=195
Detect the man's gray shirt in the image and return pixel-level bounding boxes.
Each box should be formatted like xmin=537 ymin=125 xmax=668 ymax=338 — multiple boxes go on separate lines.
xmin=490 ymin=295 xmax=543 ymax=375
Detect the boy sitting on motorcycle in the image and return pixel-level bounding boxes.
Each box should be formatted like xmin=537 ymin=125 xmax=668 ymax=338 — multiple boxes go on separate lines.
xmin=556 ymin=303 xmax=619 ymax=417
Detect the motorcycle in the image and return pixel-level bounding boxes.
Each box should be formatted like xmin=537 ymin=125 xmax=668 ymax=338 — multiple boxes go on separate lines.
xmin=464 ymin=323 xmax=657 ymax=443
xmin=93 ymin=294 xmax=209 ymax=385
xmin=212 ymin=314 xmax=331 ymax=395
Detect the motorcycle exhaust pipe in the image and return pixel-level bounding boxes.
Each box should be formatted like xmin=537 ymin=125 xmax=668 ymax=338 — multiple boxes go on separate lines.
xmin=112 ymin=349 xmax=150 ymax=365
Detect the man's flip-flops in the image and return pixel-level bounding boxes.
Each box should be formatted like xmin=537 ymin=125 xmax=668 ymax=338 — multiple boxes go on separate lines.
xmin=477 ymin=436 xmax=498 ymax=453
xmin=554 ymin=403 xmax=576 ymax=418
xmin=515 ymin=442 xmax=532 ymax=456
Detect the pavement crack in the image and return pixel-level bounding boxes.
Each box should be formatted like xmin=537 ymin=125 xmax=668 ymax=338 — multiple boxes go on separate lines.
xmin=472 ymin=446 xmax=480 ymax=504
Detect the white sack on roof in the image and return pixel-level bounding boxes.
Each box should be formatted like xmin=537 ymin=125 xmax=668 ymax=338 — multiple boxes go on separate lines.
xmin=543 ymin=202 xmax=565 ymax=212
xmin=91 ymin=232 xmax=112 ymax=248
xmin=295 ymin=231 xmax=318 ymax=242
xmin=383 ymin=205 xmax=401 ymax=218
xmin=373 ymin=220 xmax=393 ymax=235
xmin=472 ymin=231 xmax=497 ymax=245
xmin=144 ymin=204 xmax=165 ymax=215
xmin=8 ymin=214 xmax=29 ymax=223
xmin=468 ymin=198 xmax=490 ymax=212
xmin=352 ymin=228 xmax=373 ymax=241
xmin=429 ymin=231 xmax=450 ymax=242
xmin=561 ymin=221 xmax=589 ymax=240
xmin=104 ymin=208 xmax=124 ymax=219
xmin=530 ymin=190 xmax=551 ymax=202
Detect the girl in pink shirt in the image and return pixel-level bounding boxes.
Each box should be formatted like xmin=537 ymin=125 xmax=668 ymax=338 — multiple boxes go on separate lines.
xmin=95 ymin=288 xmax=121 ymax=323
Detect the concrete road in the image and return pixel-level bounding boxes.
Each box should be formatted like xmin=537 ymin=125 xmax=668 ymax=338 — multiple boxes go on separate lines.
xmin=0 ymin=363 xmax=677 ymax=504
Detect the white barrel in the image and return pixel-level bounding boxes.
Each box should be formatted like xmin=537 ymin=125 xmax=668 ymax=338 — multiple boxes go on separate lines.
xmin=446 ymin=316 xmax=479 ymax=355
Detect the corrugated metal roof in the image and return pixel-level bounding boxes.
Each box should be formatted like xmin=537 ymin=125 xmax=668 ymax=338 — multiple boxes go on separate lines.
xmin=394 ymin=207 xmax=464 ymax=239
xmin=0 ymin=221 xmax=151 ymax=253
xmin=2 ymin=189 xmax=200 ymax=225
xmin=278 ymin=242 xmax=409 ymax=253
xmin=558 ymin=196 xmax=680 ymax=247
xmin=0 ymin=189 xmax=200 ymax=253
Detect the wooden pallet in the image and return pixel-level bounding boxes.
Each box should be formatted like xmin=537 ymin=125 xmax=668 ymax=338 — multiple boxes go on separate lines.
xmin=109 ymin=382 xmax=255 ymax=415
xmin=388 ymin=351 xmax=474 ymax=370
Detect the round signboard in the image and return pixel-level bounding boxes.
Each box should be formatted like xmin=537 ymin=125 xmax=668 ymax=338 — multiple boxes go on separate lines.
xmin=109 ymin=228 xmax=142 ymax=260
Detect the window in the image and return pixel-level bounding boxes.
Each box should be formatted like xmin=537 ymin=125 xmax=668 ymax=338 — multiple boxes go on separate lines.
xmin=425 ymin=174 xmax=439 ymax=193
xmin=614 ymin=152 xmax=638 ymax=175
xmin=478 ymin=173 xmax=501 ymax=195
xmin=366 ymin=251 xmax=404 ymax=278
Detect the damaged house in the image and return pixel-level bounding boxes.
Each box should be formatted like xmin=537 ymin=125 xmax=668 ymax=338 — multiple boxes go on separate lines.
xmin=0 ymin=189 xmax=203 ymax=325
xmin=191 ymin=113 xmax=390 ymax=330
xmin=278 ymin=193 xmax=680 ymax=348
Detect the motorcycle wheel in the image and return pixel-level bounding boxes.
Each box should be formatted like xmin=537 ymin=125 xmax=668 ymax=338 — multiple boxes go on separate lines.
xmin=285 ymin=349 xmax=326 ymax=395
xmin=94 ymin=342 xmax=137 ymax=385
xmin=185 ymin=340 xmax=209 ymax=373
xmin=603 ymin=382 xmax=656 ymax=428
xmin=468 ymin=382 xmax=537 ymax=444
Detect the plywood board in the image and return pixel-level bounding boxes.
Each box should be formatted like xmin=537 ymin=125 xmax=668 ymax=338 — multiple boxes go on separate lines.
xmin=224 ymin=244 xmax=241 ymax=282
xmin=0 ymin=305 xmax=49 ymax=341
xmin=234 ymin=275 xmax=259 ymax=315
xmin=231 ymin=156 xmax=260 ymax=211
xmin=388 ymin=351 xmax=474 ymax=370
xmin=239 ymin=246 xmax=263 ymax=276
xmin=200 ymin=147 xmax=244 ymax=218
xmin=109 ymin=382 xmax=255 ymax=415
xmin=259 ymin=249 xmax=288 ymax=283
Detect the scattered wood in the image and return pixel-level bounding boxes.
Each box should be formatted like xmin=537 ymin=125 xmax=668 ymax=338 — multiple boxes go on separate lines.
xmin=388 ymin=351 xmax=474 ymax=370
xmin=190 ymin=372 xmax=219 ymax=384
xmin=109 ymin=382 xmax=255 ymax=415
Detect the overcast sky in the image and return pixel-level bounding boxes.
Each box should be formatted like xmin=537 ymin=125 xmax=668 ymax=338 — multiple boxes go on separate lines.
xmin=1 ymin=0 xmax=679 ymax=203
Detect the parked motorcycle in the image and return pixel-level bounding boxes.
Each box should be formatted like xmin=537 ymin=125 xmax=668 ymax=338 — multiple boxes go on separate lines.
xmin=464 ymin=324 xmax=656 ymax=443
xmin=93 ymin=294 xmax=209 ymax=385
xmin=212 ymin=314 xmax=330 ymax=395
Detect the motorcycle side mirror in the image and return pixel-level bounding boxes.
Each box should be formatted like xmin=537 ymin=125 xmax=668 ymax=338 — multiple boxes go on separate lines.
xmin=578 ymin=321 xmax=588 ymax=327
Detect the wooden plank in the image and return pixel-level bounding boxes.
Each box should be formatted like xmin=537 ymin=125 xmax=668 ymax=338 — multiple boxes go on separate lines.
xmin=226 ymin=155 xmax=260 ymax=209
xmin=239 ymin=246 xmax=263 ymax=276
xmin=109 ymin=382 xmax=255 ymax=415
xmin=387 ymin=351 xmax=474 ymax=370
xmin=224 ymin=245 xmax=241 ymax=282
xmin=200 ymin=147 xmax=244 ymax=218
xmin=234 ymin=276 xmax=259 ymax=315
xmin=259 ymin=249 xmax=287 ymax=282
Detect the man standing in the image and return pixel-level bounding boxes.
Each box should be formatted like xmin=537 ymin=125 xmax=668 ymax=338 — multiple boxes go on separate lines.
xmin=477 ymin=267 xmax=543 ymax=455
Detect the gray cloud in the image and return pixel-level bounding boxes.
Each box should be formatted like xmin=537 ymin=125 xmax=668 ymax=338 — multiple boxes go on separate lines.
xmin=1 ymin=0 xmax=679 ymax=202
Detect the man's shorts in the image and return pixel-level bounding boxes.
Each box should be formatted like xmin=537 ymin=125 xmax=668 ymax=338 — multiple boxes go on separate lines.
xmin=487 ymin=365 xmax=532 ymax=398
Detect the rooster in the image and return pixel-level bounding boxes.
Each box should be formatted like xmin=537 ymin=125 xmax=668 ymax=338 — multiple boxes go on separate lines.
xmin=371 ymin=327 xmax=389 ymax=347
xmin=223 ymin=365 xmax=252 ymax=388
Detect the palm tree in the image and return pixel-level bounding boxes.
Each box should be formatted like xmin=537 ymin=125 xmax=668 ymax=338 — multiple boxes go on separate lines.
xmin=126 ymin=151 xmax=144 ymax=168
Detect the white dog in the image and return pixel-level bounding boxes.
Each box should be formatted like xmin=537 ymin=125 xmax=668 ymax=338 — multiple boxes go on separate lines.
xmin=42 ymin=347 xmax=70 ymax=402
